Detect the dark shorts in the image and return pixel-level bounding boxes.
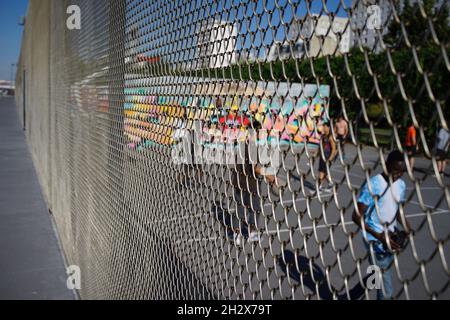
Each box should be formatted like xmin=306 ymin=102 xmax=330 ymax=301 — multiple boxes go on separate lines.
xmin=406 ymin=146 xmax=416 ymax=157
xmin=319 ymin=153 xmax=331 ymax=173
xmin=337 ymin=135 xmax=346 ymax=143
xmin=436 ymin=149 xmax=447 ymax=161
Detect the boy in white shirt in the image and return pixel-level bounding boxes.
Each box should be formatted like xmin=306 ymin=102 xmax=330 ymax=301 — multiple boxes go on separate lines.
xmin=353 ymin=150 xmax=412 ymax=300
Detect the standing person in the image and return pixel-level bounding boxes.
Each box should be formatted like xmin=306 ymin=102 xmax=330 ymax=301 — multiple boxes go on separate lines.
xmin=229 ymin=116 xmax=263 ymax=246
xmin=405 ymin=121 xmax=418 ymax=171
xmin=352 ymin=150 xmax=412 ymax=300
xmin=318 ymin=122 xmax=337 ymax=192
xmin=172 ymin=105 xmax=198 ymax=189
xmin=435 ymin=127 xmax=450 ymax=175
xmin=334 ymin=115 xmax=349 ymax=161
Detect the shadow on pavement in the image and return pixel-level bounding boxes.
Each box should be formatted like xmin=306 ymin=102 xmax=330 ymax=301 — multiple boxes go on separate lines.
xmin=278 ymin=250 xmax=369 ymax=300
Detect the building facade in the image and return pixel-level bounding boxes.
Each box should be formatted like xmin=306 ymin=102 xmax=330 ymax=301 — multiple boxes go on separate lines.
xmin=197 ymin=19 xmax=238 ymax=69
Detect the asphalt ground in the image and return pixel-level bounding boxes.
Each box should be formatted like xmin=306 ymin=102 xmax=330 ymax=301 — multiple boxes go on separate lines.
xmin=157 ymin=138 xmax=450 ymax=300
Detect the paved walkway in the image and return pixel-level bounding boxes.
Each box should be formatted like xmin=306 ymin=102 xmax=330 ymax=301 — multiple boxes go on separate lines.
xmin=0 ymin=97 xmax=75 ymax=300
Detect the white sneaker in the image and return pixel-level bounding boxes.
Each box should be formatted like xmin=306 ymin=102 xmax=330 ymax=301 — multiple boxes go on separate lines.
xmin=248 ymin=231 xmax=260 ymax=243
xmin=234 ymin=233 xmax=243 ymax=246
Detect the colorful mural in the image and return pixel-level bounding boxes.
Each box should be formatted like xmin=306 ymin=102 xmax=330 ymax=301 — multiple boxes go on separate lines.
xmin=123 ymin=81 xmax=330 ymax=150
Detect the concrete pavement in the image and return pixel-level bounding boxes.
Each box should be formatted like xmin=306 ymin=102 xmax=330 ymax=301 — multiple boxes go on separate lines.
xmin=0 ymin=97 xmax=76 ymax=300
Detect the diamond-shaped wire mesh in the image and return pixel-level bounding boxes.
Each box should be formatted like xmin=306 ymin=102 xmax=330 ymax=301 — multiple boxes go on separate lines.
xmin=15 ymin=0 xmax=450 ymax=300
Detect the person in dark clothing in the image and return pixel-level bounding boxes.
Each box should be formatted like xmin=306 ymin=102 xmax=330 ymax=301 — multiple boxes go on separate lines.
xmin=318 ymin=122 xmax=337 ymax=192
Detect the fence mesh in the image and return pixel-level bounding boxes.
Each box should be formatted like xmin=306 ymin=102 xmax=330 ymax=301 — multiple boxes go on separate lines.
xmin=15 ymin=0 xmax=450 ymax=300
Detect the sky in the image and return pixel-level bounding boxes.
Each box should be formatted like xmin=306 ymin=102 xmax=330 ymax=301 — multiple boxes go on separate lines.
xmin=0 ymin=0 xmax=28 ymax=81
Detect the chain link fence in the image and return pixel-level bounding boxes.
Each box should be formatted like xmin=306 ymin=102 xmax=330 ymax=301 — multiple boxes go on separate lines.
xmin=15 ymin=0 xmax=449 ymax=300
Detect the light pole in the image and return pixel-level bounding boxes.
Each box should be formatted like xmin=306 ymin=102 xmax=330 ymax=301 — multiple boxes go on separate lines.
xmin=10 ymin=63 xmax=16 ymax=86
